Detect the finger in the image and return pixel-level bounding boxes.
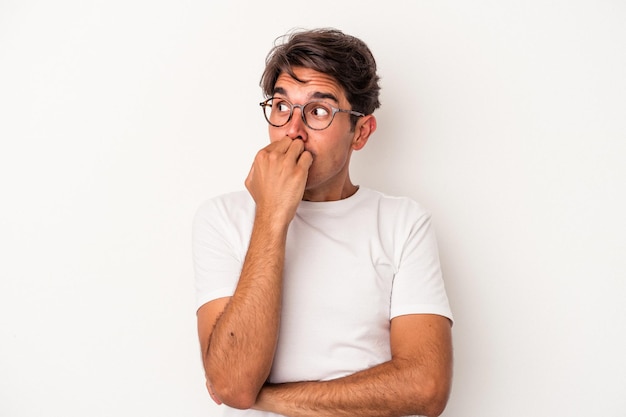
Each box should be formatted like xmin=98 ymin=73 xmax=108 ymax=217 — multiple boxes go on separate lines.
xmin=264 ymin=136 xmax=293 ymax=153
xmin=285 ymin=139 xmax=305 ymax=160
xmin=297 ymin=150 xmax=313 ymax=169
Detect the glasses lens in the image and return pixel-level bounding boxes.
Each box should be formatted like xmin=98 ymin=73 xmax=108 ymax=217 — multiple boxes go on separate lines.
xmin=262 ymin=99 xmax=336 ymax=130
xmin=303 ymin=102 xmax=333 ymax=130
xmin=264 ymin=98 xmax=290 ymax=127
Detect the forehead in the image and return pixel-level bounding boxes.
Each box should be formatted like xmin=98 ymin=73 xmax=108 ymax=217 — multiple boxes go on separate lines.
xmin=274 ymin=67 xmax=346 ymax=104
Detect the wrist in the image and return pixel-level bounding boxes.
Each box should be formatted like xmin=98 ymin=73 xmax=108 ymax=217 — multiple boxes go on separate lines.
xmin=252 ymin=383 xmax=277 ymax=413
xmin=254 ymin=205 xmax=296 ymax=231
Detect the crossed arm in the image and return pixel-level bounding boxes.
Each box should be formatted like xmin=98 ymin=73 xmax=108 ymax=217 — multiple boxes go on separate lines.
xmin=196 ymin=138 xmax=453 ymax=416
xmin=197 ymin=221 xmax=453 ymax=417
xmin=254 ymin=314 xmax=452 ymax=417
xmin=199 ymin=296 xmax=452 ymax=417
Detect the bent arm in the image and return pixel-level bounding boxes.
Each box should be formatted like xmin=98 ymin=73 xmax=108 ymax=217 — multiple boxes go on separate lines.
xmin=197 ymin=214 xmax=288 ymax=409
xmin=197 ymin=138 xmax=312 ymax=409
xmin=254 ymin=314 xmax=453 ymax=417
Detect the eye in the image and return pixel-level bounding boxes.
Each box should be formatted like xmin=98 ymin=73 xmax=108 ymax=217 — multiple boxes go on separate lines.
xmin=273 ymin=100 xmax=291 ymax=113
xmin=308 ymin=104 xmax=331 ymax=119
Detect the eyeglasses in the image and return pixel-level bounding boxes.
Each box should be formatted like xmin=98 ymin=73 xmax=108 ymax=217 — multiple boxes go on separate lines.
xmin=259 ymin=97 xmax=365 ymax=131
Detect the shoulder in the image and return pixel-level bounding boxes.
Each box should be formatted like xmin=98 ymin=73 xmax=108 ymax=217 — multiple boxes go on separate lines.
xmin=194 ymin=190 xmax=254 ymax=219
xmin=359 ymin=187 xmax=431 ymax=223
xmin=193 ymin=190 xmax=255 ymax=232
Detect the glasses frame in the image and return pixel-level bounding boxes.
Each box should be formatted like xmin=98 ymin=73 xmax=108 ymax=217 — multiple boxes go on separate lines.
xmin=259 ymin=97 xmax=365 ymax=131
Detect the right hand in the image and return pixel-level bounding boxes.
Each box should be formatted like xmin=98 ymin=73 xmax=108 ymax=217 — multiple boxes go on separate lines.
xmin=245 ymin=137 xmax=313 ymax=224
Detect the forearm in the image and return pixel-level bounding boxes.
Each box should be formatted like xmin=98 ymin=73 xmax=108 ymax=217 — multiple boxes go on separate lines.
xmin=198 ymin=137 xmax=312 ymax=408
xmin=255 ymin=356 xmax=450 ymax=417
xmin=204 ymin=214 xmax=288 ymax=408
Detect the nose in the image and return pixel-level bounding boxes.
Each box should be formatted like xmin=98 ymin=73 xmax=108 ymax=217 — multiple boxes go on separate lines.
xmin=285 ymin=106 xmax=307 ymax=141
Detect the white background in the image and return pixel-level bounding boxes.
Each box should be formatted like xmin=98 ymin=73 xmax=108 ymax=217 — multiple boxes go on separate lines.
xmin=1 ymin=1 xmax=625 ymax=416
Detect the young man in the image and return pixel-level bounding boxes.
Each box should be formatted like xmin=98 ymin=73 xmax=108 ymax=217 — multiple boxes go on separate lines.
xmin=193 ymin=28 xmax=453 ymax=417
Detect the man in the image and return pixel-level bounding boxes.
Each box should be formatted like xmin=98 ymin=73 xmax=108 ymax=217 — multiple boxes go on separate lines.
xmin=193 ymin=28 xmax=453 ymax=417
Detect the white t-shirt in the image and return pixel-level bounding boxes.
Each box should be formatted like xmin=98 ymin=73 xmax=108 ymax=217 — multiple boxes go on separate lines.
xmin=193 ymin=187 xmax=453 ymax=416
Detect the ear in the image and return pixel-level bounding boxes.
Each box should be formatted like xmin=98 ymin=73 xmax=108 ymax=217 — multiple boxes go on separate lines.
xmin=351 ymin=115 xmax=377 ymax=151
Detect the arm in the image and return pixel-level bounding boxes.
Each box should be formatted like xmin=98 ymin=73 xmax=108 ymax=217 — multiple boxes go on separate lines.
xmin=197 ymin=138 xmax=312 ymax=409
xmin=197 ymin=219 xmax=286 ymax=409
xmin=254 ymin=314 xmax=453 ymax=417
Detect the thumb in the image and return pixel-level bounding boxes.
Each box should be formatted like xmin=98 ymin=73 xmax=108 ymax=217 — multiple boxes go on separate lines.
xmin=298 ymin=150 xmax=313 ymax=169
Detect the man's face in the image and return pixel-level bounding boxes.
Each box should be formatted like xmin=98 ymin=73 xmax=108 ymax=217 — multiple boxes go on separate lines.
xmin=269 ymin=67 xmax=370 ymax=201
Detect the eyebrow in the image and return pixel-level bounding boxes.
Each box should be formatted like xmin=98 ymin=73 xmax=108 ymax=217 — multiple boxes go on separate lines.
xmin=273 ymin=87 xmax=339 ymax=104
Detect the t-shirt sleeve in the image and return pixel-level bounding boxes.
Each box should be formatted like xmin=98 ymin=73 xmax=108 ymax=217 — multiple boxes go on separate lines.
xmin=192 ymin=198 xmax=243 ymax=311
xmin=389 ymin=202 xmax=453 ymax=324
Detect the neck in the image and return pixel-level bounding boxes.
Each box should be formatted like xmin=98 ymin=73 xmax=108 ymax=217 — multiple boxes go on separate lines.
xmin=302 ymin=182 xmax=359 ymax=202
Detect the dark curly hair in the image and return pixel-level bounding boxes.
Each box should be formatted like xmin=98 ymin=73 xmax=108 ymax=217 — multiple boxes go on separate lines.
xmin=260 ymin=28 xmax=381 ymax=128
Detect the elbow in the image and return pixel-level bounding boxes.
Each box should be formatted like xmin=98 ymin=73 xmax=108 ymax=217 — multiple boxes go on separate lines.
xmin=418 ymin=378 xmax=451 ymax=417
xmin=423 ymin=400 xmax=448 ymax=417
xmin=204 ymin=350 xmax=269 ymax=409
xmin=209 ymin=376 xmax=260 ymax=410
xmin=217 ymin=390 xmax=257 ymax=410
